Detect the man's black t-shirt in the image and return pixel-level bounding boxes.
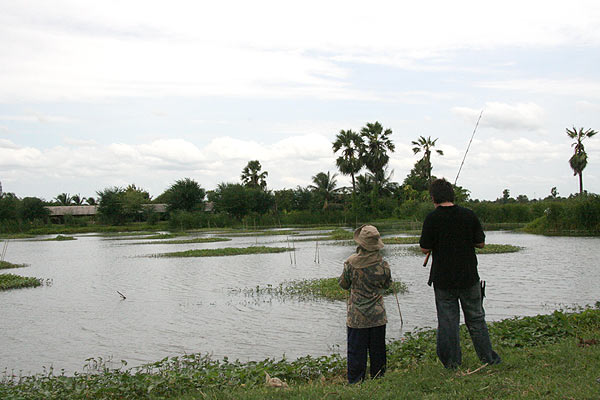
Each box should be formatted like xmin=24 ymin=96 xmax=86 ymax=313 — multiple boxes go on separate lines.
xmin=419 ymin=205 xmax=485 ymax=289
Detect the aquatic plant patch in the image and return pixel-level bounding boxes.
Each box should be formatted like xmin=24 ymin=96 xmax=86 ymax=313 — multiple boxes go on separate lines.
xmin=132 ymin=237 xmax=232 ymax=245
xmin=153 ymin=246 xmax=291 ymax=258
xmin=39 ymin=235 xmax=76 ymax=241
xmin=382 ymin=236 xmax=420 ymax=245
xmin=0 ymin=260 xmax=28 ymax=269
xmin=235 ymin=277 xmax=409 ymax=302
xmin=0 ymin=273 xmax=42 ymax=290
xmin=407 ymin=244 xmax=522 ymax=255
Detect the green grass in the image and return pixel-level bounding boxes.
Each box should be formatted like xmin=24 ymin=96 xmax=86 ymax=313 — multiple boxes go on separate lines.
xmin=0 ymin=260 xmax=28 ymax=269
xmin=153 ymin=246 xmax=291 ymax=258
xmin=38 ymin=235 xmax=76 ymax=241
xmin=134 ymin=237 xmax=232 ymax=245
xmin=1 ymin=305 xmax=599 ymax=399
xmin=382 ymin=236 xmax=420 ymax=245
xmin=0 ymin=273 xmax=42 ymax=290
xmin=236 ymin=278 xmax=409 ymax=302
xmin=408 ymin=244 xmax=522 ymax=255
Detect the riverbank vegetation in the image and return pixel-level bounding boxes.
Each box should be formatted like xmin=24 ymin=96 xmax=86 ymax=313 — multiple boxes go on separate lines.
xmin=153 ymin=246 xmax=291 ymax=258
xmin=1 ymin=305 xmax=598 ymax=399
xmin=0 ymin=273 xmax=42 ymax=290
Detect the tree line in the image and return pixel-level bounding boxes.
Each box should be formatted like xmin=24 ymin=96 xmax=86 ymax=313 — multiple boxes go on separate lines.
xmin=0 ymin=122 xmax=597 ymax=233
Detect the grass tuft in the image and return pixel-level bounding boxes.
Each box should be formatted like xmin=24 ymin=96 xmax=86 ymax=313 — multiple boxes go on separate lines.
xmin=0 ymin=273 xmax=42 ymax=290
xmin=154 ymin=246 xmax=291 ymax=258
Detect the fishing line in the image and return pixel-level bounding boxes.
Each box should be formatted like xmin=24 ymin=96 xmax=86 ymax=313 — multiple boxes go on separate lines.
xmin=454 ymin=109 xmax=483 ymax=185
xmin=423 ymin=109 xmax=484 ymax=268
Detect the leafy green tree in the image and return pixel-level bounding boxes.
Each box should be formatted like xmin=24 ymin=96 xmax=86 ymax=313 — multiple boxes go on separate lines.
xmin=411 ymin=135 xmax=443 ymax=184
xmin=97 ymin=187 xmax=126 ymax=225
xmin=54 ymin=193 xmax=72 ymax=206
xmin=211 ymin=183 xmax=253 ymax=220
xmin=164 ymin=178 xmax=205 ymax=212
xmin=123 ymin=184 xmax=151 ymax=221
xmin=0 ymin=193 xmax=19 ymax=222
xmin=20 ymin=197 xmax=49 ymax=222
xmin=241 ymin=160 xmax=268 ymax=190
xmin=566 ymin=126 xmax=597 ymax=194
xmin=309 ymin=171 xmax=340 ymax=210
xmin=85 ymin=197 xmax=97 ymax=205
xmin=402 ymin=158 xmax=431 ymax=193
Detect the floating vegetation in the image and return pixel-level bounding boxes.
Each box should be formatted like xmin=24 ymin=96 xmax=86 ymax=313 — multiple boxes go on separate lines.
xmin=39 ymin=235 xmax=76 ymax=241
xmin=0 ymin=273 xmax=43 ymax=290
xmin=295 ymin=228 xmax=353 ymax=242
xmin=133 ymin=237 xmax=232 ymax=245
xmin=221 ymin=230 xmax=299 ymax=237
xmin=153 ymin=246 xmax=291 ymax=258
xmin=407 ymin=243 xmax=523 ymax=255
xmin=0 ymin=261 xmax=28 ymax=270
xmin=106 ymin=233 xmax=183 ymax=241
xmin=383 ymin=236 xmax=420 ymax=245
xmin=235 ymin=277 xmax=408 ymax=302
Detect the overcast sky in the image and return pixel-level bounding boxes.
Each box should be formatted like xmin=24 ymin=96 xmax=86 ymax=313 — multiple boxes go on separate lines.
xmin=1 ymin=0 xmax=599 ymax=201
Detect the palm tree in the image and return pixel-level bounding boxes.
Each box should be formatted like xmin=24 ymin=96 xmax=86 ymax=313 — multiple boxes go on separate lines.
xmin=71 ymin=194 xmax=84 ymax=205
xmin=332 ymin=129 xmax=364 ymax=193
xmin=309 ymin=171 xmax=339 ymax=210
xmin=85 ymin=197 xmax=97 ymax=206
xmin=54 ymin=193 xmax=72 ymax=206
xmin=566 ymin=126 xmax=597 ymax=194
xmin=360 ymin=122 xmax=395 ymax=186
xmin=241 ymin=160 xmax=268 ymax=190
xmin=411 ymin=135 xmax=443 ymax=184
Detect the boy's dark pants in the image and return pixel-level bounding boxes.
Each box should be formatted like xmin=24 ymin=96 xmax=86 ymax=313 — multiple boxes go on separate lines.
xmin=346 ymin=324 xmax=386 ymax=383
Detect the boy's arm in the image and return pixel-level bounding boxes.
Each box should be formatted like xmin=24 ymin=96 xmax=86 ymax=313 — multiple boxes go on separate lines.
xmin=338 ymin=262 xmax=352 ymax=290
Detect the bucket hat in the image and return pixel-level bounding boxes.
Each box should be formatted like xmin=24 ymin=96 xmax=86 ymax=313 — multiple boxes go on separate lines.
xmin=353 ymin=224 xmax=384 ymax=251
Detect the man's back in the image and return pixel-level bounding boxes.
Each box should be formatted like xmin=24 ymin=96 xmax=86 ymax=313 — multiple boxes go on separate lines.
xmin=419 ymin=204 xmax=485 ymax=289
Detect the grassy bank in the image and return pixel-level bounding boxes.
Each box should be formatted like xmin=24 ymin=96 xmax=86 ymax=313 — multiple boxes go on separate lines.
xmin=1 ymin=305 xmax=599 ymax=399
xmin=0 ymin=273 xmax=42 ymax=290
xmin=153 ymin=246 xmax=291 ymax=258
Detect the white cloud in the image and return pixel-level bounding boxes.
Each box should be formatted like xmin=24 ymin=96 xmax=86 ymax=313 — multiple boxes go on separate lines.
xmin=1 ymin=1 xmax=599 ymax=102
xmin=452 ymin=102 xmax=546 ymax=132
xmin=477 ymin=79 xmax=600 ymax=98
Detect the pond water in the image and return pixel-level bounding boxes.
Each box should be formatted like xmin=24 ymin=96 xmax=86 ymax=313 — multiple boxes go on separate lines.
xmin=1 ymin=230 xmax=599 ymax=375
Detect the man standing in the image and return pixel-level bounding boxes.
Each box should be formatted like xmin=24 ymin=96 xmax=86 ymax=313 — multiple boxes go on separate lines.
xmin=419 ymin=178 xmax=501 ymax=369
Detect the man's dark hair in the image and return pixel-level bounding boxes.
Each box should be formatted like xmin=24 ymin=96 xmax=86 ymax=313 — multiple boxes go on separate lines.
xmin=429 ymin=178 xmax=455 ymax=204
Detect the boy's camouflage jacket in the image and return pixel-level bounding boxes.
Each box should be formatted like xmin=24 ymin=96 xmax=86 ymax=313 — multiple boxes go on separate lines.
xmin=339 ymin=248 xmax=391 ymax=328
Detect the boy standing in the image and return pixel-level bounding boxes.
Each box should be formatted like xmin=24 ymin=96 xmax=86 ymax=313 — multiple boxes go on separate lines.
xmin=339 ymin=224 xmax=391 ymax=383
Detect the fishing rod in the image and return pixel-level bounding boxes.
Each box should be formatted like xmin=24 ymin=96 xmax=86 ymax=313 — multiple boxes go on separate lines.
xmin=423 ymin=109 xmax=484 ymax=268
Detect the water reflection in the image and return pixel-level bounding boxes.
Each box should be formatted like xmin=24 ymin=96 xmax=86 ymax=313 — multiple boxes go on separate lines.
xmin=0 ymin=231 xmax=598 ymax=374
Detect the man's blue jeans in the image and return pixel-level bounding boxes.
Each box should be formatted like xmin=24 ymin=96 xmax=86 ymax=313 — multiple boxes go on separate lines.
xmin=434 ymin=281 xmax=501 ymax=369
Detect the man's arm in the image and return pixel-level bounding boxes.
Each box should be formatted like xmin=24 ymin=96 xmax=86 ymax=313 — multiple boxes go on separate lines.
xmin=420 ymin=247 xmax=431 ymax=254
xmin=474 ymin=242 xmax=485 ymax=249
